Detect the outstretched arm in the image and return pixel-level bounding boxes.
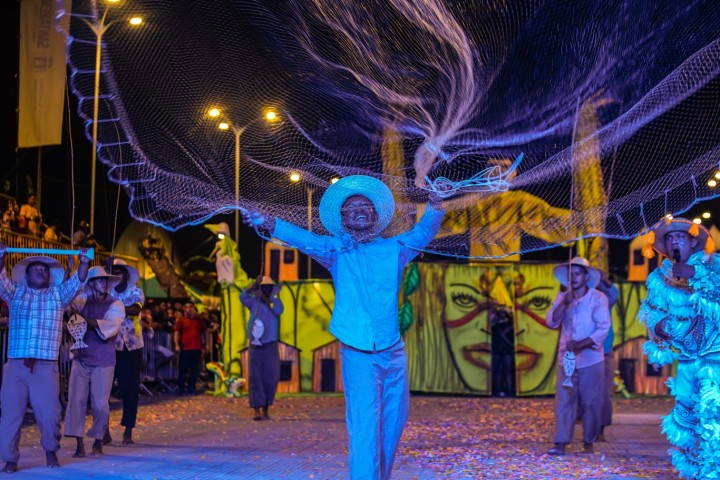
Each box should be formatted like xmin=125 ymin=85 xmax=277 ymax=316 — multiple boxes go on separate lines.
xmin=240 ymin=207 xmax=275 ymax=233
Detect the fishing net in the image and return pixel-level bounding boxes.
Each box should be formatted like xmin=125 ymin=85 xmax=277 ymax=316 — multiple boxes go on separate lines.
xmin=56 ymin=0 xmax=720 ymax=258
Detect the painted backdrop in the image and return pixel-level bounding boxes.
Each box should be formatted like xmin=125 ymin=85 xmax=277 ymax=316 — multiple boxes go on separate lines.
xmin=254 ymin=262 xmax=653 ymax=395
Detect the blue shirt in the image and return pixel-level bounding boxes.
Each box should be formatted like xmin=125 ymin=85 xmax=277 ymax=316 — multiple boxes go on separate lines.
xmin=273 ymin=204 xmax=444 ymax=351
xmin=240 ymin=288 xmax=283 ymax=343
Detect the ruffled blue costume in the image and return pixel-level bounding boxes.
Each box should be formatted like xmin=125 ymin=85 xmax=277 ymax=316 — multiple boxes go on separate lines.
xmin=639 ymin=252 xmax=720 ymax=479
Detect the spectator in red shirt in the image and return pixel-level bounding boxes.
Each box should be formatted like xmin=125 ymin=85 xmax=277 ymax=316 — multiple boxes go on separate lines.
xmin=173 ymin=302 xmax=206 ymax=396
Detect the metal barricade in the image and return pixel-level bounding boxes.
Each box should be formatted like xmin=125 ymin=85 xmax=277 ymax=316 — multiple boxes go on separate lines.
xmin=0 ymin=325 xmax=219 ymax=397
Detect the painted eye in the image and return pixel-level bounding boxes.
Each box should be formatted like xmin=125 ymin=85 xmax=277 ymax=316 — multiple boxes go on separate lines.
xmin=451 ymin=291 xmax=478 ymax=309
xmin=526 ymin=295 xmax=552 ymax=311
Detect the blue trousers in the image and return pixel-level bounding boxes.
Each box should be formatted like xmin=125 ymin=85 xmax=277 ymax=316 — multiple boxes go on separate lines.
xmin=340 ymin=340 xmax=409 ymax=480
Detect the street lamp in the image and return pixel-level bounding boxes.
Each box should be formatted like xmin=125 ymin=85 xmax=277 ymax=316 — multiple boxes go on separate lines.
xmin=85 ymin=1 xmax=142 ymax=233
xmin=289 ymin=172 xmax=315 ymax=278
xmin=209 ymin=107 xmax=279 ymax=243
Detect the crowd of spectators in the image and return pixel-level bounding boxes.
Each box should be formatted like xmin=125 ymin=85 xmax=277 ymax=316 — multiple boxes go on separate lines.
xmin=143 ymin=298 xmax=221 ymax=365
xmin=144 ymin=299 xmax=220 ymax=335
xmin=1 ymin=193 xmax=103 ymax=250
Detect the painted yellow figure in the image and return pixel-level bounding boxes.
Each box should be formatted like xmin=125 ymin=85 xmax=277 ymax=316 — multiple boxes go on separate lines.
xmin=205 ymin=222 xmax=253 ymax=378
xmin=440 ymin=158 xmax=574 ymax=261
xmin=206 ymin=222 xmax=250 ymax=289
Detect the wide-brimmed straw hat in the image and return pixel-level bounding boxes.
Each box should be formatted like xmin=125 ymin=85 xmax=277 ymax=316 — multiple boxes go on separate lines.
xmin=11 ymin=256 xmax=64 ymax=286
xmin=86 ymin=266 xmax=122 ymax=291
xmin=553 ymin=256 xmax=601 ymax=288
xmin=110 ymin=258 xmax=140 ymax=286
xmin=257 ymin=275 xmax=280 ymax=296
xmin=319 ymin=175 xmax=395 ymax=237
xmin=642 ymin=217 xmax=714 ymax=258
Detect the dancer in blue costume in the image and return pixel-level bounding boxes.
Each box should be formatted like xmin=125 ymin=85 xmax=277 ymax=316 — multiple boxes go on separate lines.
xmin=639 ymin=217 xmax=718 ymax=479
xmin=242 ymin=175 xmax=447 ymax=480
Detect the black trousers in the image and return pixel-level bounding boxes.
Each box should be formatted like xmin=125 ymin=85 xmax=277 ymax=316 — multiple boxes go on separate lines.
xmin=116 ymin=348 xmax=143 ymax=428
xmin=491 ymin=354 xmax=516 ymax=396
xmin=248 ymin=342 xmax=280 ymax=409
xmin=178 ymin=350 xmax=202 ymax=394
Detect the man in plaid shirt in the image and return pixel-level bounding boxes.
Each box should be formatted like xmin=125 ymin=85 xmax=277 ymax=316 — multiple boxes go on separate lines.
xmin=0 ymin=243 xmax=89 ymax=473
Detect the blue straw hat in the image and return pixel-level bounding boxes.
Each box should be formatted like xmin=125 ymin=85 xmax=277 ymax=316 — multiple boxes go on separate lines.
xmin=319 ymin=175 xmax=395 ymax=237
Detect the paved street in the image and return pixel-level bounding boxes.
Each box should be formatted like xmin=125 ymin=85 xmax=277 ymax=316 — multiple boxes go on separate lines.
xmin=3 ymin=393 xmax=677 ymax=479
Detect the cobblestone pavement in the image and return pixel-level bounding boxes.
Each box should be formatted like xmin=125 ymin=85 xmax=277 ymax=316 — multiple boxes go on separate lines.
xmin=2 ymin=393 xmax=677 ymax=479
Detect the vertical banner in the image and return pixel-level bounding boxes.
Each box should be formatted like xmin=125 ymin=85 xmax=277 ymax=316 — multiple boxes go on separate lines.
xmin=18 ymin=0 xmax=71 ymax=148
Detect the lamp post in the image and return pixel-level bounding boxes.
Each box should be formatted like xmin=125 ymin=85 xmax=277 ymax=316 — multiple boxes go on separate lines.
xmin=306 ymin=186 xmax=313 ymax=277
xmin=210 ymin=108 xmax=278 ymax=243
xmin=289 ymin=174 xmax=341 ymax=278
xmin=84 ymin=1 xmax=142 ymax=233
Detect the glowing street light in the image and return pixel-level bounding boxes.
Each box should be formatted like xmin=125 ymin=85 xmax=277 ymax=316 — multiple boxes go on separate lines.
xmin=693 ymin=218 xmax=702 ymax=224
xmin=289 ymin=172 xmax=316 ymax=278
xmin=702 ymin=212 xmax=711 ymax=219
xmin=208 ymin=107 xmax=279 ymax=242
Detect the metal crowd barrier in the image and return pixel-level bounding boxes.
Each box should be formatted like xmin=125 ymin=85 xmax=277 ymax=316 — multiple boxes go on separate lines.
xmin=1 ymin=326 xmax=219 ymax=402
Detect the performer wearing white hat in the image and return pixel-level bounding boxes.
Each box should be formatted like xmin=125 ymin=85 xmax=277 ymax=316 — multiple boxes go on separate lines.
xmin=0 ymin=243 xmax=90 ymax=473
xmin=242 ymin=175 xmax=447 ymax=480
xmin=545 ymin=256 xmax=610 ymax=456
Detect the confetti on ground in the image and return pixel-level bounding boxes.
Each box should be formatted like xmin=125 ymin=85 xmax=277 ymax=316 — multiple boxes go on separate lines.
xmin=9 ymin=392 xmax=676 ymax=479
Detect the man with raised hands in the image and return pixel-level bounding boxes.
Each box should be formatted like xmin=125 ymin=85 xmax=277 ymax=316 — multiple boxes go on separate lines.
xmin=0 ymin=243 xmax=89 ymax=473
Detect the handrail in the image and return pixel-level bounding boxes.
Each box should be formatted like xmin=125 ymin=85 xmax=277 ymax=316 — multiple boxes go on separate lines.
xmin=0 ymin=230 xmax=138 ymax=270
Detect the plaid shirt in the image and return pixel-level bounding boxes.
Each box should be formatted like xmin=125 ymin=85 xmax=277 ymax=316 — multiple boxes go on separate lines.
xmin=111 ymin=284 xmax=146 ymax=351
xmin=0 ymin=271 xmax=82 ymax=360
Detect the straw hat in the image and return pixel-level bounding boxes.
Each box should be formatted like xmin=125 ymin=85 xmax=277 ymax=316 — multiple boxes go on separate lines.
xmin=257 ymin=275 xmax=280 ymax=296
xmin=11 ymin=256 xmax=64 ymax=286
xmin=86 ymin=266 xmax=122 ymax=291
xmin=553 ymin=256 xmax=601 ymax=289
xmin=111 ymin=258 xmax=140 ymax=286
xmin=642 ymin=217 xmax=714 ymax=258
xmin=259 ymin=275 xmax=275 ymax=285
xmin=319 ymin=175 xmax=395 ymax=237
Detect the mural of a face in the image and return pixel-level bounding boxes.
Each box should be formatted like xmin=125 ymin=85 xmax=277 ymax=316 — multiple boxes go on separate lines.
xmin=442 ymin=263 xmax=560 ymax=395
xmin=512 ymin=264 xmax=561 ymax=395
xmin=442 ymin=264 xmax=494 ymax=393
